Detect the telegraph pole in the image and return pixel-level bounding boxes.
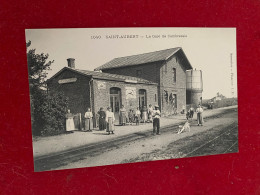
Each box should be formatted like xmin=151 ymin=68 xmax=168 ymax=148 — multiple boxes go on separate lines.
xmin=230 ymin=53 xmax=234 ymax=98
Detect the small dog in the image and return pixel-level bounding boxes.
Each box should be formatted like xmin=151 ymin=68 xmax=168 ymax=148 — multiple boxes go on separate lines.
xmin=177 ymin=120 xmax=191 ymax=134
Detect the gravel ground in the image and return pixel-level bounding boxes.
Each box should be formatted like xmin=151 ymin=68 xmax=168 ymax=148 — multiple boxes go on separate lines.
xmin=55 ymin=108 xmax=238 ymax=170
xmin=33 ymin=105 xmax=237 ymax=158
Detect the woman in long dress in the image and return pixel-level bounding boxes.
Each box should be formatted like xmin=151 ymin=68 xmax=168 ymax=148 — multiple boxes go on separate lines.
xmin=84 ymin=108 xmax=93 ymax=131
xmin=119 ymin=105 xmax=127 ymax=126
xmin=98 ymin=107 xmax=106 ymax=130
xmin=141 ymin=105 xmax=148 ymax=123
xmin=106 ymin=107 xmax=115 ymax=135
xmin=66 ymin=109 xmax=75 ymax=131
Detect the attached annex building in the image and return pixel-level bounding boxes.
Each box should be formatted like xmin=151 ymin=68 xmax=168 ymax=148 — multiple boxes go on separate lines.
xmin=47 ymin=59 xmax=158 ymax=126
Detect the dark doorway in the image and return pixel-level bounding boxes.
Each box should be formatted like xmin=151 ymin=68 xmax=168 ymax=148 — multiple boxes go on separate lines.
xmin=139 ymin=89 xmax=147 ymax=109
xmin=110 ymin=87 xmax=121 ymax=122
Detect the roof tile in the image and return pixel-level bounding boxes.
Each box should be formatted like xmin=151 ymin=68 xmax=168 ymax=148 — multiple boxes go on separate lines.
xmin=73 ymin=68 xmax=157 ymax=85
xmin=95 ymin=47 xmax=181 ymax=70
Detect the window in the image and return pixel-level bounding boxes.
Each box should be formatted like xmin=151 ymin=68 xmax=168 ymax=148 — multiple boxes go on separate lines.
xmin=173 ymin=68 xmax=176 ymax=83
xmin=136 ymin=70 xmax=142 ymax=77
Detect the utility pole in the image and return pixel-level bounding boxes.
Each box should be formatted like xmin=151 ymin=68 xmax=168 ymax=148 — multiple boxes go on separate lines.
xmin=230 ymin=53 xmax=234 ymax=98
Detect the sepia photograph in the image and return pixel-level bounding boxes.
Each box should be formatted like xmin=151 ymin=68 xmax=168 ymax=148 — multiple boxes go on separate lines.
xmin=25 ymin=28 xmax=238 ymax=172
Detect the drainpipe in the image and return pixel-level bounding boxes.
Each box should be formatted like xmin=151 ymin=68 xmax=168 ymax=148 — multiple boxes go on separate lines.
xmin=89 ymin=78 xmax=95 ymax=127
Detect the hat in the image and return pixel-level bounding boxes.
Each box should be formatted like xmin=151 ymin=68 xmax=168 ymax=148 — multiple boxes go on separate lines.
xmin=155 ymin=105 xmax=159 ymax=108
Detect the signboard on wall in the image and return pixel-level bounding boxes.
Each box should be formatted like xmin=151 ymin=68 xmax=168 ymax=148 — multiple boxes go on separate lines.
xmin=125 ymin=87 xmax=136 ymax=99
xmin=97 ymin=81 xmax=106 ymax=89
xmin=58 ymin=78 xmax=77 ymax=84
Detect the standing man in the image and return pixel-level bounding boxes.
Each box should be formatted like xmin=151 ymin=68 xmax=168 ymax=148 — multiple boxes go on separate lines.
xmin=196 ymin=104 xmax=204 ymax=126
xmin=152 ymin=105 xmax=161 ymax=135
xmin=84 ymin=108 xmax=93 ymax=131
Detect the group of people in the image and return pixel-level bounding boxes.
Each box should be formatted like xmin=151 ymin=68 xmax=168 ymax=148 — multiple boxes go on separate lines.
xmin=186 ymin=106 xmax=195 ymax=120
xmin=120 ymin=104 xmax=161 ymax=135
xmin=118 ymin=104 xmax=155 ymax=126
xmin=65 ymin=104 xmax=161 ymax=135
xmin=185 ymin=104 xmax=204 ymax=126
xmin=97 ymin=107 xmax=115 ymax=135
xmin=65 ymin=104 xmax=204 ymax=135
xmin=65 ymin=107 xmax=115 ymax=134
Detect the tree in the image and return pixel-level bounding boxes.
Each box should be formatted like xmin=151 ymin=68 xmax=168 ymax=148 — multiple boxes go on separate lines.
xmin=27 ymin=41 xmax=68 ymax=136
xmin=216 ymin=92 xmax=226 ymax=99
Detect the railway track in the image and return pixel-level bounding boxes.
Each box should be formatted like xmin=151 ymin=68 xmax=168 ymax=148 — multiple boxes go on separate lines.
xmin=183 ymin=122 xmax=238 ymax=157
xmin=34 ymin=125 xmax=180 ymax=172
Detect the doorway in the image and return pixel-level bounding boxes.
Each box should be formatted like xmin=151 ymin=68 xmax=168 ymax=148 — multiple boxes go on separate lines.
xmin=139 ymin=89 xmax=147 ymax=109
xmin=110 ymin=87 xmax=121 ymax=122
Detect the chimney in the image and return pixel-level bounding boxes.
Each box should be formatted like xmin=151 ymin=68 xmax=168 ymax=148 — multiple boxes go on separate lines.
xmin=67 ymin=58 xmax=75 ymax=68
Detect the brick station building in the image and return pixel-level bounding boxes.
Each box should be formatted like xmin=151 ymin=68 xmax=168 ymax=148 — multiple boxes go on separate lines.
xmin=47 ymin=47 xmax=194 ymax=127
xmin=95 ymin=47 xmax=193 ymax=115
xmin=47 ymin=60 xmax=158 ymax=127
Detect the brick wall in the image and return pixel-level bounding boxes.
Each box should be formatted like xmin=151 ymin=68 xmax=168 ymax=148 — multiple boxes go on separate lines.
xmin=101 ymin=53 xmax=188 ymax=115
xmin=92 ymin=79 xmax=158 ymax=121
xmin=160 ymin=54 xmax=187 ymax=114
xmin=47 ymin=69 xmax=91 ymax=117
xmin=102 ymin=62 xmax=161 ymax=83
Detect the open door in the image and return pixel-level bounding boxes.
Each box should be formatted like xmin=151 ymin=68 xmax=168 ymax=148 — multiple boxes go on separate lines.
xmin=110 ymin=87 xmax=121 ymax=123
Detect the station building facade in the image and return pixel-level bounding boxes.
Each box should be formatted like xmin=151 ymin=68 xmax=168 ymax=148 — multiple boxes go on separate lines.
xmin=47 ymin=63 xmax=158 ymax=125
xmin=47 ymin=47 xmax=199 ymax=126
xmin=95 ymin=47 xmax=193 ymax=115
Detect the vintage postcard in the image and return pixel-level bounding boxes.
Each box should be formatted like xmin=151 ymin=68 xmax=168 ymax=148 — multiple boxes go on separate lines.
xmin=25 ymin=28 xmax=238 ymax=172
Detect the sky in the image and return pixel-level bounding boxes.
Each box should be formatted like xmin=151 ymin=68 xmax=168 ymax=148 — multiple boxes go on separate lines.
xmin=25 ymin=28 xmax=237 ymax=99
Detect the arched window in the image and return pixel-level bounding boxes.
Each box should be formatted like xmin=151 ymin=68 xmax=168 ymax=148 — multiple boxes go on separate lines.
xmin=110 ymin=87 xmax=121 ymax=113
xmin=139 ymin=89 xmax=147 ymax=109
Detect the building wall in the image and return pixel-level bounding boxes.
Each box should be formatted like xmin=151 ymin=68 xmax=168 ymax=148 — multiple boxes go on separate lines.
xmin=159 ymin=54 xmax=187 ymax=114
xmin=101 ymin=62 xmax=161 ymax=83
xmin=47 ymin=69 xmax=91 ymax=116
xmin=92 ymin=79 xmax=158 ymax=122
xmin=101 ymin=53 xmax=187 ymax=115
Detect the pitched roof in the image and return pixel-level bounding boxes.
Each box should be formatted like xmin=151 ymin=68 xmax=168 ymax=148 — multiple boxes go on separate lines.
xmin=95 ymin=47 xmax=192 ymax=71
xmin=47 ymin=67 xmax=157 ymax=85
